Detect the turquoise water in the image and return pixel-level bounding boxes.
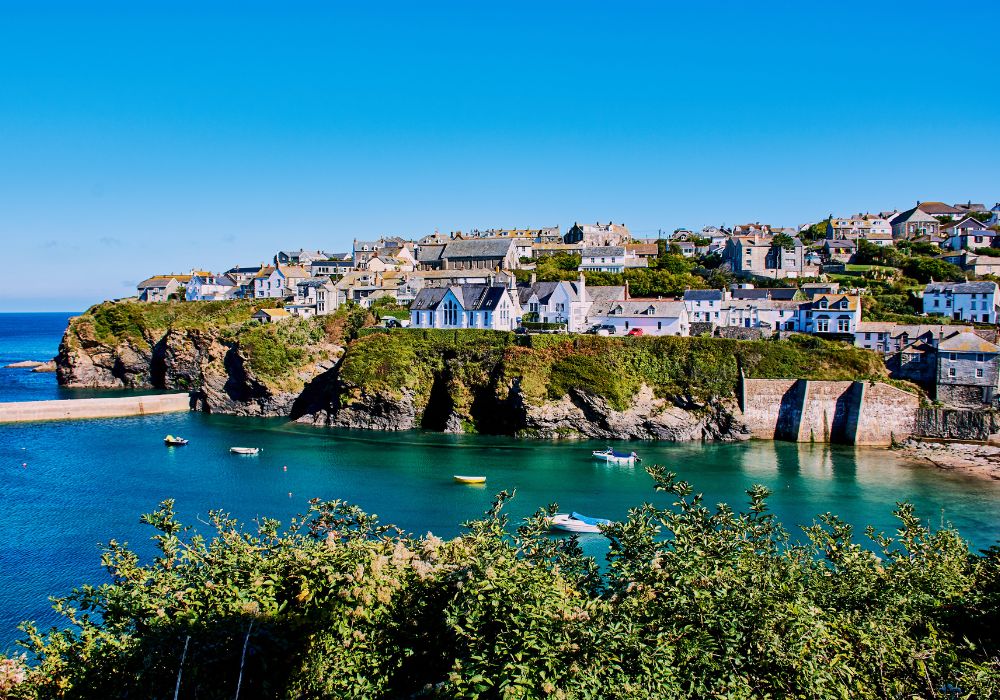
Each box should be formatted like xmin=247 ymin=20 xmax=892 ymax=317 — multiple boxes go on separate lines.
xmin=2 ymin=313 xmax=1000 ymax=652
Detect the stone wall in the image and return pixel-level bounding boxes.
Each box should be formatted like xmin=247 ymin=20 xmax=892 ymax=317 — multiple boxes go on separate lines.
xmin=915 ymin=408 xmax=999 ymax=441
xmin=715 ymin=326 xmax=766 ymax=341
xmin=739 ymin=377 xmax=920 ymax=446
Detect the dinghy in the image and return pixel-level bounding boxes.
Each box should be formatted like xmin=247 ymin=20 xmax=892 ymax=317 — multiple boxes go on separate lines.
xmin=163 ymin=435 xmax=188 ymax=446
xmin=230 ymin=447 xmax=260 ymax=455
xmin=453 ymin=475 xmax=486 ymax=484
xmin=591 ymin=447 xmax=640 ymax=464
xmin=549 ymin=512 xmax=613 ymax=534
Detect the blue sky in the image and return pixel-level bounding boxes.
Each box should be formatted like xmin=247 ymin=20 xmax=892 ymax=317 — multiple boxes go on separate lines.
xmin=1 ymin=1 xmax=998 ymax=311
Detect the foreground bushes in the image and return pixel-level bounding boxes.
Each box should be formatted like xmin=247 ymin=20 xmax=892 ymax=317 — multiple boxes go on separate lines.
xmin=5 ymin=469 xmax=999 ymax=698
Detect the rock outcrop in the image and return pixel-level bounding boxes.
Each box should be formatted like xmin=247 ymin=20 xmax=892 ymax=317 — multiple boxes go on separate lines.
xmin=56 ymin=320 xmax=342 ymax=417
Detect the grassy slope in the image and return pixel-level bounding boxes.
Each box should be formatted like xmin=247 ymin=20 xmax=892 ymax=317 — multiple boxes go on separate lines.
xmin=339 ymin=330 xmax=893 ymax=412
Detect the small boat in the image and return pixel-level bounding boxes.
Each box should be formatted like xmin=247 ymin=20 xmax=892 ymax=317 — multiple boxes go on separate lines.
xmin=453 ymin=475 xmax=486 ymax=484
xmin=164 ymin=435 xmax=188 ymax=446
xmin=230 ymin=447 xmax=260 ymax=455
xmin=549 ymin=512 xmax=613 ymax=534
xmin=591 ymin=447 xmax=640 ymax=464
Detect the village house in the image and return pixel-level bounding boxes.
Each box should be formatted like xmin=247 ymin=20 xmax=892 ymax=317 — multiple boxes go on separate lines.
xmin=252 ymin=308 xmax=292 ymax=323
xmin=723 ymin=235 xmax=806 ymax=279
xmin=942 ymin=216 xmax=995 ymax=250
xmin=936 ymin=332 xmax=1000 ymax=408
xmin=587 ymin=299 xmax=690 ymax=336
xmin=416 ymin=239 xmax=519 ymax=272
xmin=252 ymin=264 xmax=309 ymax=299
xmin=923 ymin=281 xmax=999 ymax=324
xmin=579 ymin=246 xmax=637 ymax=273
xmin=517 ymin=280 xmax=581 ymax=331
xmin=729 ymin=285 xmax=798 ymax=301
xmin=275 ymin=250 xmax=328 ymax=266
xmin=136 ymin=274 xmax=190 ymax=302
xmin=823 ymin=239 xmax=856 ymax=263
xmin=185 ymin=272 xmax=238 ymax=301
xmin=564 ymin=221 xmax=631 ymax=247
xmin=719 ymin=299 xmax=804 ymax=333
xmin=853 ymin=322 xmax=970 ymax=354
xmin=626 ymin=243 xmax=659 ymax=260
xmin=800 ymin=294 xmax=861 ymax=335
xmin=826 ymin=215 xmax=893 ymax=240
xmin=890 ymin=206 xmax=943 ymax=239
xmin=682 ymin=289 xmax=727 ymax=324
xmin=310 ymin=255 xmax=354 ymax=277
xmin=409 ymin=284 xmax=521 ymax=331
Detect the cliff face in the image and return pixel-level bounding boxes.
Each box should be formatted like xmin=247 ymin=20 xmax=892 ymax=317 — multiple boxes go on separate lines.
xmin=56 ymin=302 xmax=344 ymax=417
xmin=57 ymin=309 xmax=905 ymax=442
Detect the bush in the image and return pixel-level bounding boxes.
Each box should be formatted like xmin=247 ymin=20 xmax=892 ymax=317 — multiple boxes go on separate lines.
xmin=7 ymin=473 xmax=1000 ymax=698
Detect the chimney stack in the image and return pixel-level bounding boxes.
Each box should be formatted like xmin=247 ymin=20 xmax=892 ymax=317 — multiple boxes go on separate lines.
xmin=578 ymin=271 xmax=586 ymax=303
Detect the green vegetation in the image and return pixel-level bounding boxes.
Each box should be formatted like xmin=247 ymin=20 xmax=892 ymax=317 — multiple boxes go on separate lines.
xmin=370 ymin=295 xmax=411 ymax=321
xmin=523 ymin=250 xmax=708 ymax=298
xmin=337 ymin=330 xmax=891 ymax=416
xmin=236 ymin=319 xmax=322 ymax=383
xmin=78 ymin=299 xmax=281 ymax=345
xmin=5 ymin=472 xmax=998 ymax=698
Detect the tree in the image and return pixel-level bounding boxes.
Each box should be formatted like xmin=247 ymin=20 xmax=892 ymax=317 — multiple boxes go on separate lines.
xmin=770 ymin=233 xmax=796 ymax=252
xmin=902 ymin=256 xmax=967 ymax=284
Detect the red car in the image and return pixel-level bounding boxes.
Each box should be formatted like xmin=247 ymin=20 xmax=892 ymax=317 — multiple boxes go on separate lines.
xmin=626 ymin=328 xmax=644 ymax=336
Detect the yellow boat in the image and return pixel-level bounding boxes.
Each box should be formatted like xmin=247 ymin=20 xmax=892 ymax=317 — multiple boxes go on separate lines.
xmin=453 ymin=475 xmax=486 ymax=484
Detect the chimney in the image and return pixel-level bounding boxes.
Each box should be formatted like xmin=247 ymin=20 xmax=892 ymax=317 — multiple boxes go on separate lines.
xmin=530 ymin=272 xmax=537 ymax=285
xmin=624 ymin=280 xmax=630 ymax=300
xmin=578 ymin=271 xmax=586 ymax=303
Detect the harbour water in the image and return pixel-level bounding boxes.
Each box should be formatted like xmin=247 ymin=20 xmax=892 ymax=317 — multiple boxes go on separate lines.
xmin=2 ymin=313 xmax=1000 ymax=651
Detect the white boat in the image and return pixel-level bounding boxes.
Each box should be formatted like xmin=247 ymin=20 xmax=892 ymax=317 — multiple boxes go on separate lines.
xmin=230 ymin=447 xmax=260 ymax=455
xmin=549 ymin=512 xmax=613 ymax=534
xmin=591 ymin=448 xmax=640 ymax=464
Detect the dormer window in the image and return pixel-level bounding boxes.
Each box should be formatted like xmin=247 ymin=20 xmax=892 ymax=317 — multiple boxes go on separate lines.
xmin=646 ymin=305 xmax=655 ymax=315
xmin=819 ymin=299 xmax=828 ymax=309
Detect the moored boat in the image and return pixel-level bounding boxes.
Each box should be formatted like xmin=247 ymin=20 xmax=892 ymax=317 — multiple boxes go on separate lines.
xmin=549 ymin=512 xmax=613 ymax=534
xmin=230 ymin=447 xmax=260 ymax=455
xmin=453 ymin=475 xmax=486 ymax=484
xmin=164 ymin=435 xmax=188 ymax=446
xmin=591 ymin=447 xmax=640 ymax=464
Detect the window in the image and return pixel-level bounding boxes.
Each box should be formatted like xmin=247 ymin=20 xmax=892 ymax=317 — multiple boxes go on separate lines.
xmin=949 ymin=352 xmax=957 ymax=361
xmin=657 ymin=321 xmax=662 ymax=330
xmin=837 ymin=318 xmax=851 ymax=333
xmin=949 ymin=367 xmax=957 ymax=377
xmin=977 ymin=353 xmax=985 ymax=362
xmin=816 ymin=319 xmax=829 ymax=333
xmin=977 ymin=368 xmax=984 ymax=378
xmin=443 ymin=299 xmax=459 ymax=326
xmin=865 ymin=332 xmax=871 ymax=340
xmin=625 ymin=321 xmax=629 ymax=329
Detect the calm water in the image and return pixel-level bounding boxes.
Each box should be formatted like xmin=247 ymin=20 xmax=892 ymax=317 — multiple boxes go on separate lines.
xmin=2 ymin=313 xmax=1000 ymax=652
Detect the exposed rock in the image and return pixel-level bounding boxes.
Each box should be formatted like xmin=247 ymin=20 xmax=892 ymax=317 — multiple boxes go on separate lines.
xmin=896 ymin=438 xmax=1000 ymax=481
xmin=30 ymin=360 xmax=57 ymax=373
xmin=5 ymin=360 xmax=44 ymax=368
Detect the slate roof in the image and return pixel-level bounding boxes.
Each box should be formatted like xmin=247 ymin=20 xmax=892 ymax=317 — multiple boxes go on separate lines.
xmin=730 ymin=288 xmax=797 ymax=301
xmin=416 ymin=244 xmax=446 ymax=263
xmin=585 ymin=286 xmax=627 ymax=303
xmin=917 ymin=201 xmax=964 ymax=215
xmin=138 ymin=275 xmax=190 ymax=288
xmin=683 ymin=290 xmax=724 ymax=302
xmin=810 ymin=294 xmax=860 ymax=311
xmin=582 ymin=246 xmax=626 ymax=257
xmin=441 ymin=239 xmax=515 ymax=259
xmin=938 ymin=332 xmax=1000 ymax=353
xmin=410 ymin=285 xmax=512 ymax=312
xmin=590 ymin=299 xmax=687 ymax=318
xmin=925 ymin=282 xmax=998 ymax=295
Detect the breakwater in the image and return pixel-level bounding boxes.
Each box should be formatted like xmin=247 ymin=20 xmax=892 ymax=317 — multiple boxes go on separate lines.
xmin=0 ymin=393 xmax=191 ymax=423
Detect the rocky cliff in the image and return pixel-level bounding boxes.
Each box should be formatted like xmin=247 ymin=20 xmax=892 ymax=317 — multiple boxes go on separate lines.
xmin=57 ymin=306 xmax=903 ymax=442
xmin=296 ymin=329 xmax=894 ymax=442
xmin=56 ymin=301 xmax=345 ymax=416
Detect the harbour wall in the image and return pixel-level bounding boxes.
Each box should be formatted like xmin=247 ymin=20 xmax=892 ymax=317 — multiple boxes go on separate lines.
xmin=0 ymin=393 xmax=192 ymax=424
xmin=739 ymin=378 xmax=919 ymax=446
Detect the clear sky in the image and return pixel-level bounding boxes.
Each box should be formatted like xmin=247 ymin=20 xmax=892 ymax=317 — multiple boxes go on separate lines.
xmin=1 ymin=1 xmax=997 ymax=311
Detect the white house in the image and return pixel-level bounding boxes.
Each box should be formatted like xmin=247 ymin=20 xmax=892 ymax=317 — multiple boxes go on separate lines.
xmin=923 ymin=282 xmax=998 ymax=324
xmin=719 ymin=299 xmax=804 ymax=332
xmin=588 ymin=299 xmax=690 ymax=336
xmin=683 ymin=289 xmax=727 ymax=324
xmin=579 ymin=246 xmax=627 ymax=273
xmin=409 ymin=284 xmax=521 ymax=331
xmin=185 ymin=272 xmax=238 ymax=301
xmin=517 ymin=276 xmax=590 ymax=332
xmin=801 ymin=294 xmax=861 ymax=334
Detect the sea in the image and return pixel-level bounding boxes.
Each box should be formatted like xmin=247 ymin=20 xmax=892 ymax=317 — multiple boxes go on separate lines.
xmin=2 ymin=312 xmax=1000 ymax=652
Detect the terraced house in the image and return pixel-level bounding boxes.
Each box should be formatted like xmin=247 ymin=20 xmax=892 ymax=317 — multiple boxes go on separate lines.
xmin=922 ymin=281 xmax=999 ymax=324
xmin=936 ymin=332 xmax=1000 ymax=408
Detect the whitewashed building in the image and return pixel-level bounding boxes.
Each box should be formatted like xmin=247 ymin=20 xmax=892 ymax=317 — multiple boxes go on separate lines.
xmin=588 ymin=299 xmax=690 ymax=336
xmin=923 ymin=282 xmax=999 ymax=324
xmin=409 ymin=284 xmax=521 ymax=331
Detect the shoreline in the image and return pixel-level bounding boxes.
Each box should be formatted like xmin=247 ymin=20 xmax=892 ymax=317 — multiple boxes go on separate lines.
xmin=894 ymin=439 xmax=1000 ymax=481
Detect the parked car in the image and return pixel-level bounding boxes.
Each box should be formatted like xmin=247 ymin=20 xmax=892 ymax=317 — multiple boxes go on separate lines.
xmin=589 ymin=324 xmax=616 ymax=336
xmin=626 ymin=328 xmax=644 ymax=336
xmin=513 ymin=326 xmax=528 ymax=335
